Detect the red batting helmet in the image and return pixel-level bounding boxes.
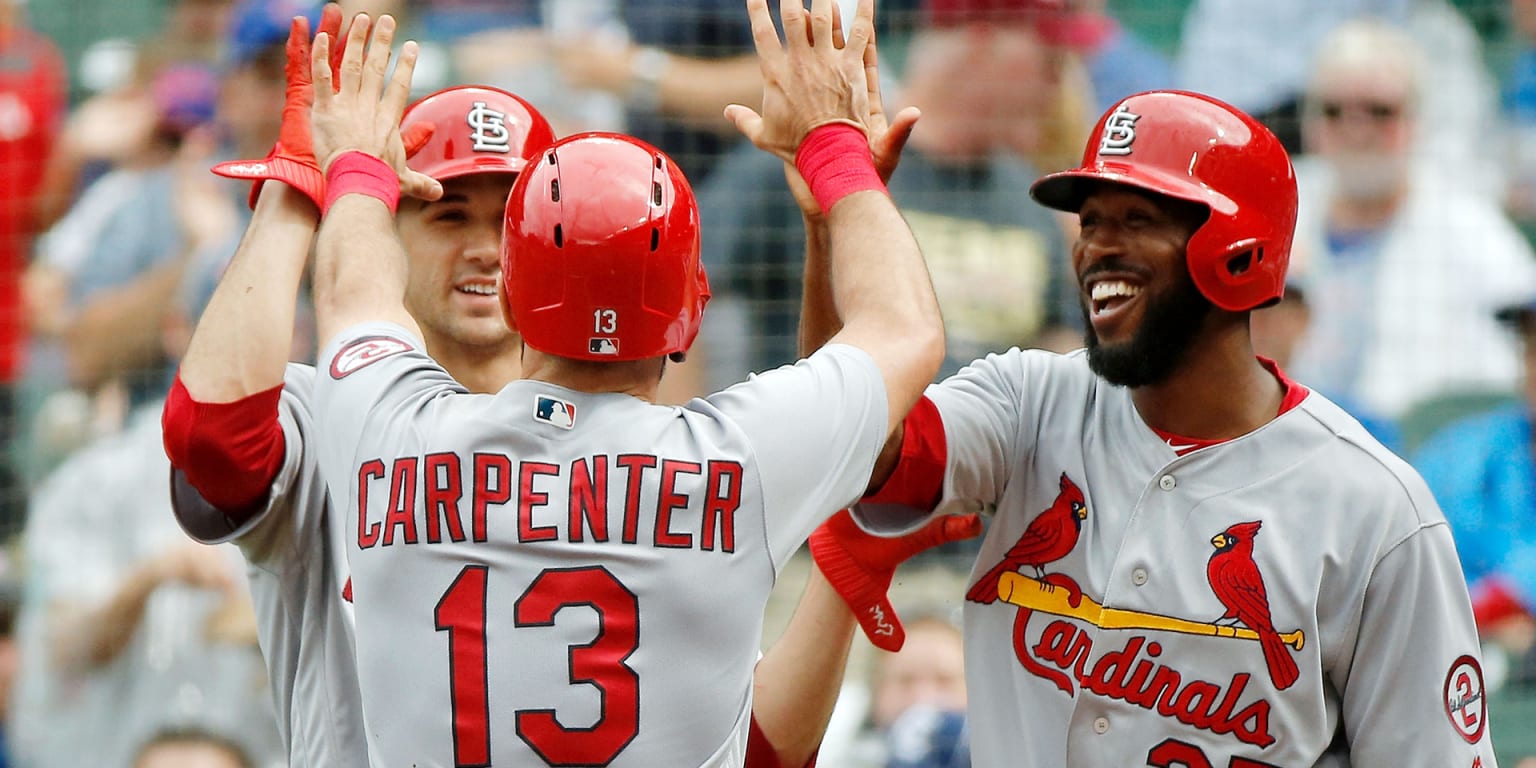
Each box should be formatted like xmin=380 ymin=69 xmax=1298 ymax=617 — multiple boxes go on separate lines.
xmin=501 ymin=132 xmax=710 ymax=362
xmin=1030 ymin=90 xmax=1297 ymax=312
xmin=402 ymin=86 xmax=555 ymax=180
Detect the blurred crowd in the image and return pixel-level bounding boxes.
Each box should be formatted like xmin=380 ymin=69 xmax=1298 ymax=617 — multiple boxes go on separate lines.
xmin=0 ymin=0 xmax=1533 ymax=765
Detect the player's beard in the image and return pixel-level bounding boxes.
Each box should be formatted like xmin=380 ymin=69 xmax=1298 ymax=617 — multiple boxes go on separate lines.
xmin=1082 ymin=266 xmax=1213 ymax=388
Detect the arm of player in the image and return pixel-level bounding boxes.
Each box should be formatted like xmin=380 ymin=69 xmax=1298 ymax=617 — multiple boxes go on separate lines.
xmin=1339 ymin=522 xmax=1498 ymax=764
xmin=162 ymin=10 xmax=347 ymax=521
xmin=727 ymin=0 xmax=944 ymax=438
xmin=308 ymin=15 xmax=424 ymax=348
xmin=750 ymin=568 xmax=856 ymax=768
xmin=787 ymin=20 xmax=919 ymax=495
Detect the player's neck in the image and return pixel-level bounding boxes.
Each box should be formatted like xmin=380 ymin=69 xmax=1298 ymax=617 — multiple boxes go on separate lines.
xmin=521 ymin=350 xmax=664 ymax=402
xmin=431 ymin=340 xmax=523 ymax=395
xmin=1129 ymin=319 xmax=1283 ymax=441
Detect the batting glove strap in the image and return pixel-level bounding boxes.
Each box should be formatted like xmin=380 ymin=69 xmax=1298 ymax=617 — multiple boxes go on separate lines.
xmin=810 ymin=510 xmax=983 ymax=652
xmin=810 ymin=520 xmax=903 ymax=652
xmin=212 ymin=153 xmax=326 ymax=211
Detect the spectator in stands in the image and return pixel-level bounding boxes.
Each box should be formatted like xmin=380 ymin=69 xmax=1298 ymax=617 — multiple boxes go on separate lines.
xmin=695 ymin=0 xmax=1087 ymax=388
xmin=0 ymin=0 xmax=65 ymax=537
xmin=1412 ymin=295 xmax=1536 ymax=679
xmin=822 ymin=610 xmax=969 ymax=768
xmin=34 ymin=0 xmax=235 ymax=231
xmin=1287 ymin=20 xmax=1536 ymax=427
xmin=1177 ymin=0 xmax=1496 ymax=185
xmin=551 ymin=0 xmax=766 ymax=183
xmin=26 ymin=0 xmax=299 ymax=442
xmin=1501 ymin=0 xmax=1536 ymax=225
xmin=1251 ymin=284 xmax=1404 ymax=451
xmin=0 ymin=575 xmax=19 ymax=768
xmin=1034 ymin=0 xmax=1173 ymax=115
xmin=9 ymin=238 xmax=283 ymax=768
xmin=131 ymin=726 xmax=253 ymax=768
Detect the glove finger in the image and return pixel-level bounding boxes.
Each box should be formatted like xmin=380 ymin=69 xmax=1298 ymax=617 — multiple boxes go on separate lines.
xmin=286 ymin=17 xmax=314 ymax=87
xmin=318 ymin=3 xmax=343 ymax=43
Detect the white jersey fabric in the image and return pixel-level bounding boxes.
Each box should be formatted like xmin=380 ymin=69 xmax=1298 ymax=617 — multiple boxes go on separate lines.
xmin=312 ymin=322 xmax=888 ymax=768
xmin=172 ymin=363 xmax=369 ymax=768
xmin=857 ymin=348 xmax=1497 ymax=767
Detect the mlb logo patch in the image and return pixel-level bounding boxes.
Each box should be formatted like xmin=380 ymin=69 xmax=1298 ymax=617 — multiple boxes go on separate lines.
xmin=534 ymin=395 xmax=577 ymax=429
xmin=589 ymin=337 xmax=619 ymax=356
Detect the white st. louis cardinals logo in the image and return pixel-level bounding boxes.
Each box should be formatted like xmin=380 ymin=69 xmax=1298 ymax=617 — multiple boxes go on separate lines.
xmin=330 ymin=336 xmax=412 ymax=379
xmin=466 ymin=101 xmax=511 ymax=153
xmin=1098 ymin=103 xmax=1140 ymax=156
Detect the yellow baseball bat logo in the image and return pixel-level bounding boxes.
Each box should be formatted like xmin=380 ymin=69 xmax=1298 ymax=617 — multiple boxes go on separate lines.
xmin=998 ymin=571 xmax=1305 ymax=651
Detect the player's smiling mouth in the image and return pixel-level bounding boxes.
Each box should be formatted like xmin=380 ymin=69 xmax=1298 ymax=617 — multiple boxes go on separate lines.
xmin=456 ymin=282 xmax=497 ymax=297
xmin=1087 ymin=278 xmax=1143 ymax=316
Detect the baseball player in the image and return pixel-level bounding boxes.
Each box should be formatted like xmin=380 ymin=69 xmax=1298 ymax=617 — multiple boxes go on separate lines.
xmin=162 ymin=9 xmax=551 ymax=766
xmin=300 ymin=1 xmax=944 ymax=764
xmin=809 ymin=90 xmax=1499 ymax=766
xmin=164 ymin=4 xmax=960 ymax=768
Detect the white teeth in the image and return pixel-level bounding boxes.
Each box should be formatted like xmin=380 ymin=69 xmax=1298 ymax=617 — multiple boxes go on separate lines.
xmin=1090 ymin=280 xmax=1140 ymax=302
xmin=459 ymin=285 xmax=496 ymax=296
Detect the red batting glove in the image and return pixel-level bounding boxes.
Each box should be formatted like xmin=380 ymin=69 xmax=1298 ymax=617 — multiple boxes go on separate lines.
xmin=212 ymin=4 xmax=347 ymax=209
xmin=810 ymin=509 xmax=982 ymax=652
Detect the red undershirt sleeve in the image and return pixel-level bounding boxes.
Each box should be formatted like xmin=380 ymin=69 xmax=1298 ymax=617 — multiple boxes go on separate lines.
xmin=862 ymin=395 xmax=946 ymax=511
xmin=162 ymin=372 xmax=286 ymax=517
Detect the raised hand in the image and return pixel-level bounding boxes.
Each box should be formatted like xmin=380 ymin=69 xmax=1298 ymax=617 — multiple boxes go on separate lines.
xmin=212 ymin=3 xmax=348 ymax=208
xmin=310 ymin=14 xmax=440 ymax=200
xmin=726 ymin=0 xmax=875 ymax=163
xmin=780 ymin=12 xmax=919 ymax=220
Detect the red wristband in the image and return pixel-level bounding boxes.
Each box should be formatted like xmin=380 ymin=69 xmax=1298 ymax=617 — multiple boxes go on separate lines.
xmin=323 ymin=150 xmax=401 ymax=215
xmin=794 ymin=123 xmax=885 ymax=213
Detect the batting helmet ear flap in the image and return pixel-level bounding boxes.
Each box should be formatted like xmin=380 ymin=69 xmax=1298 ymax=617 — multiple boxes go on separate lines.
xmin=499 ymin=281 xmax=520 ymax=338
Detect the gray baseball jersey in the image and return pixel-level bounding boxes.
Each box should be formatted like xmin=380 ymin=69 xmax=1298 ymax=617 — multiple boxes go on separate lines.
xmin=171 ymin=363 xmax=369 ymax=768
xmin=857 ymin=348 xmax=1496 ymax=767
xmin=312 ymin=322 xmax=888 ymax=768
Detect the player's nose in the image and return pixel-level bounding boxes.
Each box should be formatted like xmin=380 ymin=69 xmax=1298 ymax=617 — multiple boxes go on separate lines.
xmin=463 ymin=224 xmax=501 ymax=266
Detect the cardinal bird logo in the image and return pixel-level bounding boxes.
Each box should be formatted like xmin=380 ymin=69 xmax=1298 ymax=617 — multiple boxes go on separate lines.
xmin=1207 ymin=521 xmax=1300 ymax=690
xmin=967 ymin=472 xmax=1087 ymax=604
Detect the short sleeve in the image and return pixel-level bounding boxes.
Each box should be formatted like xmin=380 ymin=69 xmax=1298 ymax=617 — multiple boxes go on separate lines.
xmin=925 ymin=351 xmax=1028 ymax=512
xmin=1341 ymin=523 xmax=1497 ymax=764
xmin=706 ymin=344 xmax=889 ymax=566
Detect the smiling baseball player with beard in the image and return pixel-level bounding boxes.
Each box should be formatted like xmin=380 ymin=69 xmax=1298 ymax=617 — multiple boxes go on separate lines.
xmin=800 ymin=89 xmax=1499 ymax=766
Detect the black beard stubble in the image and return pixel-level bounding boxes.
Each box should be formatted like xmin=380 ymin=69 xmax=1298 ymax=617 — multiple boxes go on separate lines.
xmin=1083 ymin=266 xmax=1214 ymax=388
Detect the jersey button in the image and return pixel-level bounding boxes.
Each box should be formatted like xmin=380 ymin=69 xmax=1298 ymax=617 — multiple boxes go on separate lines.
xmin=1093 ymin=716 xmax=1109 ymax=734
xmin=1132 ymin=568 xmax=1148 ymax=586
xmin=1158 ymin=474 xmax=1177 ymax=491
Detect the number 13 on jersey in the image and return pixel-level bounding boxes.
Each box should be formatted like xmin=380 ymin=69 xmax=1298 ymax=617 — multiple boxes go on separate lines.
xmin=434 ymin=564 xmax=640 ymax=767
